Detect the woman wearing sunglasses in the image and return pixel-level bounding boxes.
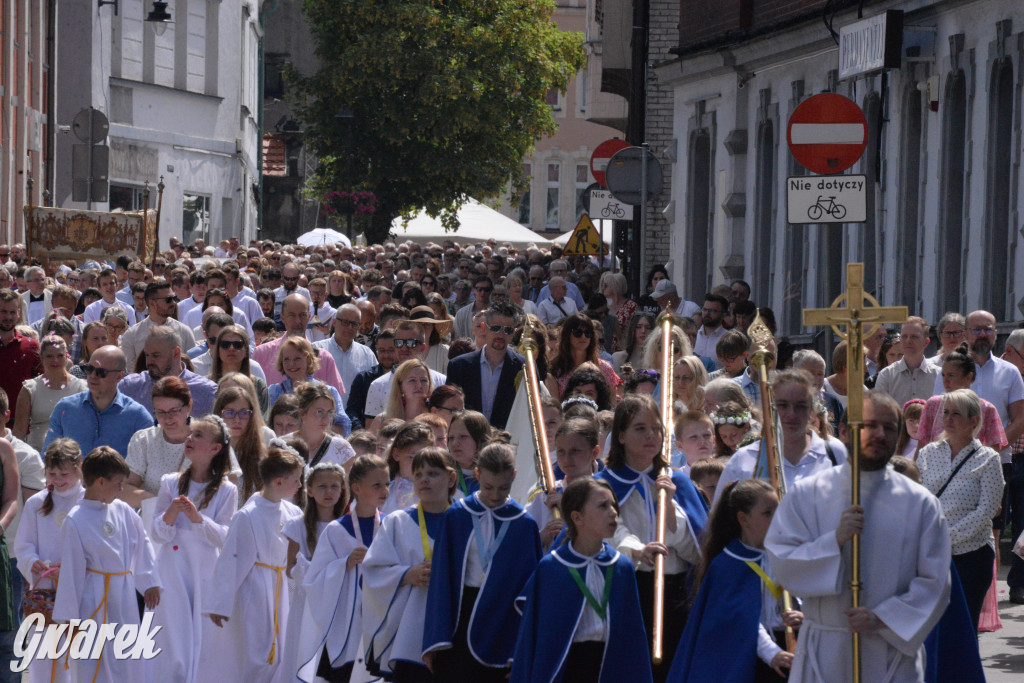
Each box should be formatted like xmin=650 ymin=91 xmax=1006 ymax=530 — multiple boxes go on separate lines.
xmin=213 ymin=384 xmax=268 ymax=505
xmin=545 ymin=313 xmax=621 ymax=401
xmin=209 ymin=325 xmax=270 ymax=415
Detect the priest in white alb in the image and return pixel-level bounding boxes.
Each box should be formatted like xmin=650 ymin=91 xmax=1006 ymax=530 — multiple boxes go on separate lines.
xmin=765 ymin=391 xmax=951 ymax=683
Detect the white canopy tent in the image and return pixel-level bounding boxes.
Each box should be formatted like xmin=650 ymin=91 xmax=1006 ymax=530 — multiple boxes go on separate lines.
xmin=388 ymin=198 xmax=552 ymax=248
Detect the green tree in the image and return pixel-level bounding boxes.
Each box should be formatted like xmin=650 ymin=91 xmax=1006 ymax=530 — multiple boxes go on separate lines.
xmin=293 ymin=0 xmax=585 ymax=244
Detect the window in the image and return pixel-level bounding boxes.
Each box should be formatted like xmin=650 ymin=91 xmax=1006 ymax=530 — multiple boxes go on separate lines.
xmin=687 ymin=129 xmax=712 ymax=296
xmin=546 ymin=88 xmax=561 ymax=110
xmin=109 ymin=184 xmax=147 ymax=212
xmin=937 ymin=70 xmax=967 ymax=315
xmin=182 ymin=194 xmax=212 ymax=245
xmin=897 ymin=83 xmax=923 ymax=310
xmin=574 ymin=164 xmax=589 ymax=221
xmin=983 ymin=58 xmax=1014 ymax=320
xmin=546 ymin=164 xmax=560 ymax=229
xmin=518 ymin=164 xmax=531 ymax=225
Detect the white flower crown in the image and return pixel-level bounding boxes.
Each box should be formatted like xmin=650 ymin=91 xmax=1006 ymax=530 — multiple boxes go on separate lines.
xmin=710 ymin=411 xmax=751 ymax=426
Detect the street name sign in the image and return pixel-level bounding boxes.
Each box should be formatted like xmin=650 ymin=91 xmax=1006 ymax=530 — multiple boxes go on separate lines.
xmin=787 ymin=175 xmax=867 ymax=224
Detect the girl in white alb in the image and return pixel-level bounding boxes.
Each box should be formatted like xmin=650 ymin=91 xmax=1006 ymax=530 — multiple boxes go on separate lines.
xmin=13 ymin=438 xmax=84 ymax=683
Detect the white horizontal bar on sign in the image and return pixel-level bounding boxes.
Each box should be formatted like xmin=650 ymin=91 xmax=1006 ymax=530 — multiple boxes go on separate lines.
xmin=790 ymin=123 xmax=865 ymax=144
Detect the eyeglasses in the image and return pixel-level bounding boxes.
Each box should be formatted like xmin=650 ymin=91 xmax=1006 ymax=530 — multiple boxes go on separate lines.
xmin=155 ymin=405 xmax=187 ymax=419
xmin=393 ymin=338 xmax=423 ymax=349
xmin=474 ymin=286 xmax=493 ymax=293
xmin=82 ymin=364 xmax=117 ymax=379
xmin=283 ymin=276 xmax=298 ymax=282
xmin=940 ymin=329 xmax=965 ymax=338
xmin=157 ymin=295 xmax=179 ymax=304
xmin=488 ymin=324 xmax=515 ymax=335
xmin=570 ymin=328 xmax=594 ymax=339
xmin=221 ymin=409 xmax=253 ymax=420
xmin=218 ymin=340 xmax=245 ymax=350
xmin=969 ymin=326 xmax=996 ymax=336
xmin=336 ymin=319 xmax=360 ymax=328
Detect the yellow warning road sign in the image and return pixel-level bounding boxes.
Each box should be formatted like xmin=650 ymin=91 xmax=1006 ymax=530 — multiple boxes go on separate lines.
xmin=562 ymin=214 xmax=605 ymax=256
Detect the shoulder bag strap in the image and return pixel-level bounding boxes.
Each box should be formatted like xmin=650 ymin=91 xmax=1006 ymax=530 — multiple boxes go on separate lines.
xmin=935 ymin=448 xmax=978 ymax=498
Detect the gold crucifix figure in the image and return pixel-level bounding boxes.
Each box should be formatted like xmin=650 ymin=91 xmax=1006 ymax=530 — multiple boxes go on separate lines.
xmin=802 ymin=263 xmax=907 ymax=683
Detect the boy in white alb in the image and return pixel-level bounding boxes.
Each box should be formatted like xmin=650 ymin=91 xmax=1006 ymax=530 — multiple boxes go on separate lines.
xmin=203 ymin=444 xmax=305 ymax=683
xmin=51 ymin=446 xmax=161 ymax=683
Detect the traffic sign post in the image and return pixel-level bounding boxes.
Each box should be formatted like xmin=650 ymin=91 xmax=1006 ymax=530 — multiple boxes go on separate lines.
xmin=786 ymin=94 xmax=867 ymax=175
xmin=562 ymin=214 xmax=607 ymax=257
xmin=589 ymin=188 xmax=633 ymax=220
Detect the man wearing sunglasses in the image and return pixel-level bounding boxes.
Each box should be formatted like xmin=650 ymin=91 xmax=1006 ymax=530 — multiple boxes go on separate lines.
xmin=453 ymin=275 xmax=493 ymax=339
xmin=119 ymin=281 xmax=197 ymax=371
xmin=363 ymin=320 xmax=447 ymax=421
xmin=43 ymin=345 xmax=152 ymax=456
xmin=445 ymin=301 xmax=524 ymax=429
xmin=273 ymin=263 xmax=310 ymax=316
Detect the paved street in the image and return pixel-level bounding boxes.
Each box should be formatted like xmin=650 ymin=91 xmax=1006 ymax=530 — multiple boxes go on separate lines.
xmin=980 ymin=539 xmax=1024 ymax=681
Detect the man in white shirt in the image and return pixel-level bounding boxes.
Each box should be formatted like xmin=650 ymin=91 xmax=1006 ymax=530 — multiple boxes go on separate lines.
xmin=222 ymin=262 xmax=264 ymax=329
xmin=765 ymin=391 xmax=950 ymax=682
xmin=537 ymin=277 xmax=578 ymax=326
xmin=175 ymin=270 xmax=210 ymax=323
xmin=873 ymin=316 xmax=940 ymax=409
xmin=651 ymin=279 xmax=701 ymax=323
xmin=693 ymin=293 xmax=728 ymax=364
xmin=83 ymin=268 xmax=136 ymax=324
xmin=315 ymin=304 xmax=376 ymax=408
xmin=931 ymin=309 xmax=1024 ymax=459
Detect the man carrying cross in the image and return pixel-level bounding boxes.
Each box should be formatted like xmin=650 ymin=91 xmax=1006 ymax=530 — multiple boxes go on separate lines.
xmin=764 ymin=264 xmax=950 ymax=682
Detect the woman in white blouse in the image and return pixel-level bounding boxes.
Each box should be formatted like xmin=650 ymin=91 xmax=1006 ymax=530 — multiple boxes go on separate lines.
xmin=124 ymin=376 xmax=194 ymax=505
xmin=917 ymin=388 xmax=1004 ymax=630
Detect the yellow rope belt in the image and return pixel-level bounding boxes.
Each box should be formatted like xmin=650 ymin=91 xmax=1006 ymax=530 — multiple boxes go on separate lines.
xmin=255 ymin=562 xmax=286 ymax=665
xmin=77 ymin=569 xmax=132 ymax=683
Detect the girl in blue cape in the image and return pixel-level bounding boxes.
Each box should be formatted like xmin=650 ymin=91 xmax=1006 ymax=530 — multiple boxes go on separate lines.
xmin=594 ymin=394 xmax=707 ymax=681
xmin=511 ymin=477 xmax=652 ymax=683
xmin=422 ymin=442 xmax=542 ymax=682
xmin=668 ymin=478 xmax=802 ymax=683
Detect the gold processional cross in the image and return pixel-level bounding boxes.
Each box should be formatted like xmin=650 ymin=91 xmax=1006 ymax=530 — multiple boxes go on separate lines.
xmin=801 ymin=262 xmax=907 ymax=683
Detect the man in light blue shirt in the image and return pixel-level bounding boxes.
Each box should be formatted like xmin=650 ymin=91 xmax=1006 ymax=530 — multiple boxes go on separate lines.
xmin=536 ymin=259 xmax=585 ymax=309
xmin=45 ymin=345 xmax=153 ymax=457
xmin=315 ymin=304 xmax=377 ymax=408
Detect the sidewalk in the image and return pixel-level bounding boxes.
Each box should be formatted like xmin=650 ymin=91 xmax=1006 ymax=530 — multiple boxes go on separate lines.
xmin=979 ymin=539 xmax=1024 ymax=681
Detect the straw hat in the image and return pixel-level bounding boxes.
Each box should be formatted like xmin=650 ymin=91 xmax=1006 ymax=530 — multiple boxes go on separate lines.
xmin=409 ymin=305 xmax=454 ymax=339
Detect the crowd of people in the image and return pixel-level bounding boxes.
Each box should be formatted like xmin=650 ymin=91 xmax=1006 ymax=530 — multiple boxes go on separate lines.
xmin=0 ymin=233 xmax=1020 ymax=682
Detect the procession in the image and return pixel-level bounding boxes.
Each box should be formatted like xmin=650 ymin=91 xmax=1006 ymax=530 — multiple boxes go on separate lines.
xmin=4 ymin=0 xmax=1024 ymax=682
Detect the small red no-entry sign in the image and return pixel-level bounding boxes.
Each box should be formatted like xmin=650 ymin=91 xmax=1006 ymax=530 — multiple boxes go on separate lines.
xmin=786 ymin=94 xmax=868 ymax=175
xmin=590 ymin=139 xmax=630 ymax=188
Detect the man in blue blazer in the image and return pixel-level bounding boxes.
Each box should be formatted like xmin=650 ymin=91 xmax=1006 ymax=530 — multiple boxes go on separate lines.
xmin=445 ymin=301 xmax=524 ymax=430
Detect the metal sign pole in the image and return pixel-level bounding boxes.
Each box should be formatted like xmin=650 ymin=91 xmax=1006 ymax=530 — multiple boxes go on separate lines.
xmin=640 ymin=143 xmax=648 ymax=282
xmin=86 ymin=108 xmax=94 ymax=210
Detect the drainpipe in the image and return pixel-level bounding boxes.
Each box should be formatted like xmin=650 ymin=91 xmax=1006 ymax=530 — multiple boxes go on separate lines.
xmin=258 ymin=0 xmax=282 ymax=239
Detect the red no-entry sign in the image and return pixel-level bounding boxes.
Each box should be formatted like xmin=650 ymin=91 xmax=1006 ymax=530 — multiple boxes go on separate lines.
xmin=787 ymin=94 xmax=868 ymax=175
xmin=590 ymin=139 xmax=630 ymax=188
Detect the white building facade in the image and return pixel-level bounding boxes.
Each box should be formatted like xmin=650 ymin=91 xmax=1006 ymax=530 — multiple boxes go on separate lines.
xmin=656 ymin=0 xmax=1024 ymax=337
xmin=56 ymin=0 xmax=261 ymax=248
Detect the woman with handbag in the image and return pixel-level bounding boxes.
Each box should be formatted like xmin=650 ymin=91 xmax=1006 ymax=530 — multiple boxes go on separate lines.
xmin=917 ymin=388 xmax=1005 ymax=630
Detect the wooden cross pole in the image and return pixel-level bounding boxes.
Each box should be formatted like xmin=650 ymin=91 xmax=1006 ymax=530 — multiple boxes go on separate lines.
xmin=802 ymin=263 xmax=906 ymax=683
xmin=802 ymin=264 xmax=909 ymax=683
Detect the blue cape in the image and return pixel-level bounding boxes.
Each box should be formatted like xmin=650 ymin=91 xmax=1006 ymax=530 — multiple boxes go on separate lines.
xmin=924 ymin=560 xmax=985 ymax=683
xmin=596 ymin=466 xmax=709 ymax=539
xmin=421 ymin=493 xmax=542 ymax=666
xmin=510 ymin=542 xmax=653 ymax=683
xmin=667 ymin=539 xmax=763 ymax=682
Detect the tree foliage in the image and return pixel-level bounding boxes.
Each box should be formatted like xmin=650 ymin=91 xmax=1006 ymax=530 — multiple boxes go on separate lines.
xmin=293 ymin=0 xmax=585 ymax=244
